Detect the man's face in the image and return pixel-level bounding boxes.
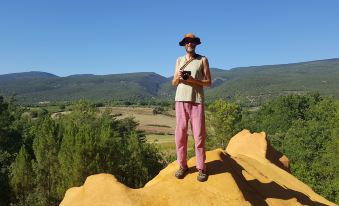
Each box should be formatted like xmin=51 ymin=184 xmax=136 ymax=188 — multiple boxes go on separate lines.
xmin=184 ymin=41 xmax=197 ymax=53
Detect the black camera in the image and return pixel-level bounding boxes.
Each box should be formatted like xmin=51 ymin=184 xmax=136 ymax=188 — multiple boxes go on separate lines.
xmin=182 ymin=71 xmax=191 ymax=80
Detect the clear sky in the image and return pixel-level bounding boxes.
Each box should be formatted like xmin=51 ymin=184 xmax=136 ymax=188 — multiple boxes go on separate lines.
xmin=0 ymin=0 xmax=338 ymax=77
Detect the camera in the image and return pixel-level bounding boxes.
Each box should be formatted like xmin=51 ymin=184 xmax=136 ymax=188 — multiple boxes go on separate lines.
xmin=182 ymin=71 xmax=191 ymax=80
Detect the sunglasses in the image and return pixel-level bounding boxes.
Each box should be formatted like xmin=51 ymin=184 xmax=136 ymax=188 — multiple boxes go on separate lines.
xmin=184 ymin=40 xmax=197 ymax=45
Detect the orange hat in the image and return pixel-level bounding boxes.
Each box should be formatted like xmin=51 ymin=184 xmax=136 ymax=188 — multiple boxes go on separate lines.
xmin=179 ymin=33 xmax=201 ymax=46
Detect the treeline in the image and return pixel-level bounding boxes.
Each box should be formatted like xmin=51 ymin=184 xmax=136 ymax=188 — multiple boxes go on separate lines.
xmin=0 ymin=98 xmax=165 ymax=206
xmin=21 ymin=99 xmax=173 ymax=109
xmin=206 ymin=93 xmax=338 ymax=203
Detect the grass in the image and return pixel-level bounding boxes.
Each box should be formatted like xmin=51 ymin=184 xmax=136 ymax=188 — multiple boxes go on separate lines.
xmin=30 ymin=105 xmax=62 ymax=113
xmin=146 ymin=134 xmax=195 ymax=158
xmin=104 ymin=106 xmax=176 ymax=135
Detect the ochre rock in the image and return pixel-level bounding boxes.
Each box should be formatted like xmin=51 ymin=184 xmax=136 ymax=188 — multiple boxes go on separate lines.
xmin=60 ymin=129 xmax=336 ymax=206
xmin=225 ymin=130 xmax=291 ymax=172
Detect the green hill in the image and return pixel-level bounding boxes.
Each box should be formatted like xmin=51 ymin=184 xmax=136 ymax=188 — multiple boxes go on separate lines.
xmin=207 ymin=58 xmax=339 ymax=105
xmin=0 ymin=58 xmax=338 ymax=105
xmin=0 ymin=72 xmax=168 ymax=104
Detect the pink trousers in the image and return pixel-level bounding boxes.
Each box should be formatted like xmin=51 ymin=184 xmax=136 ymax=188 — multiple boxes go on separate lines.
xmin=175 ymin=101 xmax=206 ymax=171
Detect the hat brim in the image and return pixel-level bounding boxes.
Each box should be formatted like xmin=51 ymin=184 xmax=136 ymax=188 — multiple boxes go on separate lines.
xmin=179 ymin=37 xmax=201 ymax=46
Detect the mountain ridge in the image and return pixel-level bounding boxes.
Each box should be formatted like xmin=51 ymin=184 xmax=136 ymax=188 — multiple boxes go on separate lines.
xmin=0 ymin=58 xmax=338 ymax=105
xmin=1 ymin=58 xmax=338 ymax=78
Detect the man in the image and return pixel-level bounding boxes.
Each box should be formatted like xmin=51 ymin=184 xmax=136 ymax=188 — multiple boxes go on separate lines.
xmin=172 ymin=33 xmax=212 ymax=182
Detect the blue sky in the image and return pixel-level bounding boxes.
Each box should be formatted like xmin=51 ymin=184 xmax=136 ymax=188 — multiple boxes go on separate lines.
xmin=0 ymin=0 xmax=338 ymax=77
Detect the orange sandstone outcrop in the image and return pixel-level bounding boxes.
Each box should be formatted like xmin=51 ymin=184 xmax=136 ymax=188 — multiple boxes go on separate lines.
xmin=60 ymin=129 xmax=336 ymax=206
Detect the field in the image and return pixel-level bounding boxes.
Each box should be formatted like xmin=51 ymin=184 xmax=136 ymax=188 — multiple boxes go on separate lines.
xmin=106 ymin=106 xmax=195 ymax=156
xmin=147 ymin=134 xmax=195 ymax=156
xmin=106 ymin=106 xmax=177 ymax=135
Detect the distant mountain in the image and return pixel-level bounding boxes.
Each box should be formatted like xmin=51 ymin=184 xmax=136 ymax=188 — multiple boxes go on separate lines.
xmin=206 ymin=58 xmax=339 ymax=105
xmin=0 ymin=59 xmax=338 ymax=105
xmin=0 ymin=71 xmax=58 ymax=81
xmin=0 ymin=72 xmax=168 ymax=104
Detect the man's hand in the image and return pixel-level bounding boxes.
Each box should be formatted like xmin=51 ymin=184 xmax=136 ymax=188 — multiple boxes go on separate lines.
xmin=172 ymin=68 xmax=183 ymax=86
xmin=185 ymin=75 xmax=195 ymax=83
xmin=178 ymin=70 xmax=184 ymax=80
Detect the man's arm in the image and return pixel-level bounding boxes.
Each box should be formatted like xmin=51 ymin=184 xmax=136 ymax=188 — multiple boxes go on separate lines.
xmin=186 ymin=57 xmax=212 ymax=87
xmin=172 ymin=59 xmax=182 ymax=87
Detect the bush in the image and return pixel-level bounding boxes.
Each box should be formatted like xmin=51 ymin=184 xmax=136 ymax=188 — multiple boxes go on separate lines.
xmin=152 ymin=106 xmax=165 ymax=115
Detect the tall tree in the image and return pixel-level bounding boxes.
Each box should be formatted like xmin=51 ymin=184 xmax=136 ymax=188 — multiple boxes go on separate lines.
xmin=206 ymin=99 xmax=242 ymax=148
xmin=31 ymin=117 xmax=61 ymax=206
xmin=0 ymin=96 xmax=26 ymax=206
xmin=10 ymin=146 xmax=34 ymax=205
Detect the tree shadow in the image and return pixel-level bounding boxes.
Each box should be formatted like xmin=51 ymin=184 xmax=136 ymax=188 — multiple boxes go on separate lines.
xmin=188 ymin=152 xmax=330 ymax=206
xmin=266 ymin=141 xmax=291 ymax=173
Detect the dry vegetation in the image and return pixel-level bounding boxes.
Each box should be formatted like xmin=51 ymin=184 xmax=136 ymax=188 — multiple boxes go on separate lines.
xmin=105 ymin=106 xmax=195 ymax=155
xmin=105 ymin=106 xmax=177 ymax=135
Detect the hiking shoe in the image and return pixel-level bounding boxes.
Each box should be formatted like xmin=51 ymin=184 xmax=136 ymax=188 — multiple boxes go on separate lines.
xmin=197 ymin=170 xmax=208 ymax=182
xmin=175 ymin=166 xmax=188 ymax=179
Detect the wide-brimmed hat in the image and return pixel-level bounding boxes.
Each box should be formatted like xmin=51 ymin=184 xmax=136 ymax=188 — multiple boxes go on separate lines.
xmin=179 ymin=33 xmax=201 ymax=46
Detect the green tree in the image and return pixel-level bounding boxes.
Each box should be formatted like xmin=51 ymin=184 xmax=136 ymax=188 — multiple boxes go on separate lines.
xmin=240 ymin=94 xmax=338 ymax=203
xmin=0 ymin=151 xmax=14 ymax=206
xmin=57 ymin=101 xmax=101 ymax=196
xmin=0 ymin=96 xmax=26 ymax=206
xmin=0 ymin=96 xmax=24 ymax=154
xmin=8 ymin=100 xmax=165 ymax=205
xmin=31 ymin=117 xmax=61 ymax=206
xmin=241 ymin=93 xmax=322 ymax=151
xmin=116 ymin=131 xmax=148 ymax=188
xmin=56 ymin=101 xmax=165 ymax=197
xmin=206 ymin=99 xmax=242 ymax=149
xmin=10 ymin=146 xmax=35 ymax=205
xmin=283 ymin=97 xmax=339 ymax=202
